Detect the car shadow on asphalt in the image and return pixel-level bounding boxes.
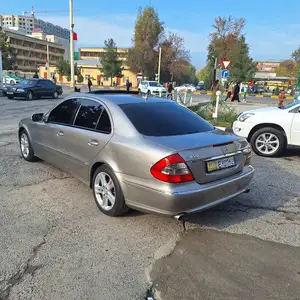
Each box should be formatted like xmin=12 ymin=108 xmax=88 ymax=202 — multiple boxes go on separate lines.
xmin=186 ymin=153 xmax=300 ymax=230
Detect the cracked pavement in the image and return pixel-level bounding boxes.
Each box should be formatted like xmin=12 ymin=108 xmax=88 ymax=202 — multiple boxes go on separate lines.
xmin=0 ymin=95 xmax=300 ymax=300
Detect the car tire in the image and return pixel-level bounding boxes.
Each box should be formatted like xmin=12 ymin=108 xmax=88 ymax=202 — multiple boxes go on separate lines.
xmin=26 ymin=91 xmax=33 ymax=101
xmin=52 ymin=91 xmax=59 ymax=99
xmin=7 ymin=95 xmax=14 ymax=100
xmin=92 ymin=165 xmax=129 ymax=216
xmin=250 ymin=127 xmax=286 ymax=157
xmin=19 ymin=130 xmax=37 ymax=162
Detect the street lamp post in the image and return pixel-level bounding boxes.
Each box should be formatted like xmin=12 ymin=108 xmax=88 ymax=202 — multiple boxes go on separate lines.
xmin=69 ymin=0 xmax=75 ymax=87
xmin=157 ymin=47 xmax=162 ymax=83
xmin=46 ymin=42 xmax=50 ymax=79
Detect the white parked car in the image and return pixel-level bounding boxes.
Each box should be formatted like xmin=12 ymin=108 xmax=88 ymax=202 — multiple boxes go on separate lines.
xmin=233 ymin=102 xmax=300 ymax=157
xmin=174 ymin=84 xmax=196 ymax=93
xmin=138 ymin=81 xmax=167 ymax=96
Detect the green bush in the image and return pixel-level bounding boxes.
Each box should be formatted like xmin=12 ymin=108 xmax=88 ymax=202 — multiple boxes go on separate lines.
xmin=196 ymin=109 xmax=238 ymax=127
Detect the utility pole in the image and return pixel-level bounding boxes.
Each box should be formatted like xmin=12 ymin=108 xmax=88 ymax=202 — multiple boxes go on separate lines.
xmin=46 ymin=42 xmax=50 ymax=79
xmin=157 ymin=47 xmax=162 ymax=83
xmin=213 ymin=57 xmax=218 ymax=82
xmin=69 ymin=0 xmax=75 ymax=87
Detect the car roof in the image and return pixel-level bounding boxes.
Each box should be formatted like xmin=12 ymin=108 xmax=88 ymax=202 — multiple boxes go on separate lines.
xmin=69 ymin=92 xmax=173 ymax=106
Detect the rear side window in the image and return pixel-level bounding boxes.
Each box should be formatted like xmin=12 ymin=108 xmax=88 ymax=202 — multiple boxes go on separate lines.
xmin=119 ymin=102 xmax=213 ymax=136
xmin=96 ymin=109 xmax=111 ymax=134
xmin=48 ymin=98 xmax=80 ymax=125
xmin=74 ymin=99 xmax=103 ymax=130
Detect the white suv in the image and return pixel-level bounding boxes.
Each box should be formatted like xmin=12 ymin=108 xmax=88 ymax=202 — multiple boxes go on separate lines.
xmin=138 ymin=81 xmax=167 ymax=96
xmin=233 ymin=102 xmax=300 ymax=157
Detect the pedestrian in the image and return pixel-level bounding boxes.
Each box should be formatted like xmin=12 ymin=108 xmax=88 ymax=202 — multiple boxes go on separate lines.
xmin=211 ymin=80 xmax=220 ymax=102
xmin=52 ymin=73 xmax=57 ymax=84
xmin=243 ymin=85 xmax=248 ymax=102
xmin=126 ymin=79 xmax=130 ymax=92
xmin=224 ymin=82 xmax=233 ymax=101
xmin=33 ymin=71 xmax=39 ymax=79
xmin=278 ymin=89 xmax=285 ymax=108
xmin=168 ymin=82 xmax=174 ymax=98
xmin=232 ymin=82 xmax=241 ymax=102
xmin=88 ymin=77 xmax=92 ymax=92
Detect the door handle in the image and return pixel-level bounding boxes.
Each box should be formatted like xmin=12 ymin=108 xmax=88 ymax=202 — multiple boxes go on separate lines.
xmin=88 ymin=140 xmax=99 ymax=146
xmin=56 ymin=131 xmax=64 ymax=136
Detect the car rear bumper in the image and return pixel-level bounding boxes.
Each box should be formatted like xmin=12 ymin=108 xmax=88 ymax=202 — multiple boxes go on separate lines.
xmin=120 ymin=165 xmax=254 ymax=216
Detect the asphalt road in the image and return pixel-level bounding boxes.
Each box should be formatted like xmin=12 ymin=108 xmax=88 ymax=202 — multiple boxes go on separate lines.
xmin=0 ymin=92 xmax=299 ymax=300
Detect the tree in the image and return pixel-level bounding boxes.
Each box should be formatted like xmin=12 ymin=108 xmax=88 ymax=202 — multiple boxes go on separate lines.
xmin=127 ymin=6 xmax=164 ymax=79
xmin=292 ymin=46 xmax=300 ymax=63
xmin=99 ymin=39 xmax=123 ymax=86
xmin=55 ymin=57 xmax=81 ymax=82
xmin=207 ymin=16 xmax=256 ymax=83
xmin=55 ymin=57 xmax=69 ymax=77
xmin=197 ymin=66 xmax=211 ymax=89
xmin=159 ymin=32 xmax=190 ymax=82
xmin=0 ymin=30 xmax=17 ymax=70
xmin=179 ymin=63 xmax=198 ymax=85
xmin=276 ymin=59 xmax=299 ymax=78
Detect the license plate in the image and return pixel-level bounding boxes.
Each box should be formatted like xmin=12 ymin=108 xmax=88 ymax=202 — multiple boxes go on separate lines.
xmin=206 ymin=156 xmax=235 ymax=173
xmin=7 ymin=91 xmax=13 ymax=94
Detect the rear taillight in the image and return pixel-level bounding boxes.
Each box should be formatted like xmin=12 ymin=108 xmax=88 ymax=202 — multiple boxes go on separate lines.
xmin=150 ymin=153 xmax=194 ymax=183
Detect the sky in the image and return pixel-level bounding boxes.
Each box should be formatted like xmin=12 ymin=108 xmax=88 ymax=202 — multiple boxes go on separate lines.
xmin=2 ymin=0 xmax=300 ymax=69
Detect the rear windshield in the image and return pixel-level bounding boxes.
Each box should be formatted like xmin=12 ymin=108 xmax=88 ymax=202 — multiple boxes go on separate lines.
xmin=119 ymin=102 xmax=214 ymax=136
xmin=149 ymin=82 xmax=162 ymax=87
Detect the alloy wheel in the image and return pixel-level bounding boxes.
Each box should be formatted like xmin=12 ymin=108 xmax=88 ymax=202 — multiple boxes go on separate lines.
xmin=255 ymin=133 xmax=280 ymax=155
xmin=94 ymin=172 xmax=116 ymax=211
xmin=20 ymin=133 xmax=30 ymax=158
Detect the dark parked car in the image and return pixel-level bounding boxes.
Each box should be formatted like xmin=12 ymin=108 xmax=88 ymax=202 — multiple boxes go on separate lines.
xmin=6 ymin=79 xmax=63 ymax=100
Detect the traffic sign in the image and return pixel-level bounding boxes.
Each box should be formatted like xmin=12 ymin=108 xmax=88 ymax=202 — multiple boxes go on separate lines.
xmin=222 ymin=60 xmax=231 ymax=69
xmin=221 ymin=70 xmax=229 ymax=78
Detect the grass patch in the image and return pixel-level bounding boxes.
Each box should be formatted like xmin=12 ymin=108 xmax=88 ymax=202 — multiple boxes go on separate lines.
xmin=196 ymin=109 xmax=238 ymax=128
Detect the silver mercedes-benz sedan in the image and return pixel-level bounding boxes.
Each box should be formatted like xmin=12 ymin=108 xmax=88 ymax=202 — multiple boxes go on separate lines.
xmin=18 ymin=91 xmax=254 ymax=217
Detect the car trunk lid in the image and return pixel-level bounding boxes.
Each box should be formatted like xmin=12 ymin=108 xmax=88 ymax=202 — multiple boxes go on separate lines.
xmin=144 ymin=129 xmax=246 ymax=184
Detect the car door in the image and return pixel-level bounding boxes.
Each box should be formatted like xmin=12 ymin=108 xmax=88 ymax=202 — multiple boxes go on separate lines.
xmin=60 ymin=98 xmax=113 ymax=182
xmin=30 ymin=98 xmax=81 ymax=169
xmin=34 ymin=80 xmax=45 ymax=97
xmin=290 ymin=108 xmax=300 ymax=145
xmin=44 ymin=80 xmax=56 ymax=96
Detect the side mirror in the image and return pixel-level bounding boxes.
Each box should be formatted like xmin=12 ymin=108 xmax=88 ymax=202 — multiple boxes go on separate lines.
xmin=32 ymin=113 xmax=44 ymax=122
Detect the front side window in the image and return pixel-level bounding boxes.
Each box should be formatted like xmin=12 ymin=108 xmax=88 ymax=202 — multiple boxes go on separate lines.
xmin=48 ymin=99 xmax=80 ymax=125
xmin=74 ymin=99 xmax=103 ymax=130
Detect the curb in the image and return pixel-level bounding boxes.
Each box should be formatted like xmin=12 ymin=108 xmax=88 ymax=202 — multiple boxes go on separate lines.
xmin=193 ymin=91 xmax=294 ymax=99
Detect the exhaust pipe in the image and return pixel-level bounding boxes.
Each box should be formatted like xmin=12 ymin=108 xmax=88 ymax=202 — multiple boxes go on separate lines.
xmin=174 ymin=214 xmax=186 ymax=221
xmin=244 ymin=188 xmax=250 ymax=194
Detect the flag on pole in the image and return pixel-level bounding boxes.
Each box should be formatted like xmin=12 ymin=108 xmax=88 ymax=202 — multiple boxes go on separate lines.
xmin=73 ymin=32 xmax=79 ymax=60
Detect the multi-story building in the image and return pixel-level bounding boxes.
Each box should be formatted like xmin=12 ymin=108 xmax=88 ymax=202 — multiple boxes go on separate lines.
xmin=3 ymin=27 xmax=64 ymax=74
xmin=30 ymin=29 xmax=70 ymax=60
xmin=0 ymin=14 xmax=69 ymax=39
xmin=78 ymin=47 xmax=136 ymax=86
xmin=80 ymin=47 xmax=129 ymax=61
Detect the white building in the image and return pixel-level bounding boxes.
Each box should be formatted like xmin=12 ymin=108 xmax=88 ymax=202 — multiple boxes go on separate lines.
xmin=0 ymin=14 xmax=69 ymax=39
